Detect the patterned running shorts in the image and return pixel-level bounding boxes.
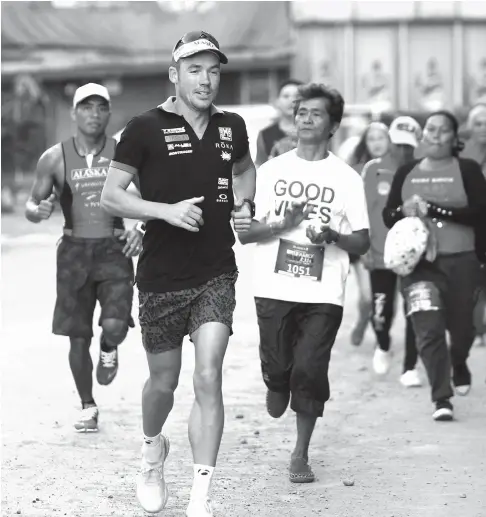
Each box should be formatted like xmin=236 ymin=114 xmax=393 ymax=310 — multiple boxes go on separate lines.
xmin=138 ymin=270 xmax=238 ymax=354
xmin=53 ymin=236 xmax=134 ymax=339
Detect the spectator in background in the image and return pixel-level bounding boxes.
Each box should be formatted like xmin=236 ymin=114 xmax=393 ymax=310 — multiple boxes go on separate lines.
xmin=462 ymin=104 xmax=486 ymax=175
xmin=255 ymin=79 xmax=303 ymax=167
xmin=361 ymin=116 xmax=421 ymax=385
xmin=462 ymin=104 xmax=486 ymax=346
xmin=347 ymin=122 xmax=390 ymax=346
xmin=383 ymin=110 xmax=486 ymax=421
xmin=349 ymin=121 xmax=390 ymax=173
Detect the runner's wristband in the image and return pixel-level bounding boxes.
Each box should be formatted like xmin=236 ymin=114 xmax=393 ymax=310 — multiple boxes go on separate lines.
xmin=135 ymin=221 xmax=146 ymax=235
xmin=242 ymin=198 xmax=256 ymax=218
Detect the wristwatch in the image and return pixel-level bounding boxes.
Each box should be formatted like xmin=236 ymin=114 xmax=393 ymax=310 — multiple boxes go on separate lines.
xmin=135 ymin=221 xmax=146 ymax=235
xmin=242 ymin=198 xmax=256 ymax=218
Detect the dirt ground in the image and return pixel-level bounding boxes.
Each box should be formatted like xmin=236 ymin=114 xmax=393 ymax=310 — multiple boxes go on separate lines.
xmin=1 ymin=212 xmax=486 ymax=517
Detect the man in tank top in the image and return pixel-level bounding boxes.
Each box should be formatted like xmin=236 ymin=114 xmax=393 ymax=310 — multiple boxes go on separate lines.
xmin=25 ymin=83 xmax=144 ymax=433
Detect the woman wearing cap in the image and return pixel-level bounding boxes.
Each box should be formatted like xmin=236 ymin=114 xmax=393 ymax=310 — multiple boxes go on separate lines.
xmin=383 ymin=110 xmax=486 ymax=421
xmin=347 ymin=122 xmax=390 ymax=346
xmin=462 ymin=104 xmax=486 ymax=347
xmin=361 ymin=117 xmax=421 ymax=386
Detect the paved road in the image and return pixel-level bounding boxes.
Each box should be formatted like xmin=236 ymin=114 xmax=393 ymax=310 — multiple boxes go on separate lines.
xmin=2 ymin=213 xmax=485 ymax=517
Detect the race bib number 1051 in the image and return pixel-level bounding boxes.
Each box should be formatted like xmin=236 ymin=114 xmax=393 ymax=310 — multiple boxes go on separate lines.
xmin=274 ymin=239 xmax=324 ymax=281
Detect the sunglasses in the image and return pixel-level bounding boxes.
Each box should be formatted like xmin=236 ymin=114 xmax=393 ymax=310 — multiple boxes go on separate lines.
xmin=173 ymin=31 xmax=220 ymax=53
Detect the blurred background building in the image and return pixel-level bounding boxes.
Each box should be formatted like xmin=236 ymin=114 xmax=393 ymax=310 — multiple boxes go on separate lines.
xmin=2 ymin=0 xmax=486 ymax=209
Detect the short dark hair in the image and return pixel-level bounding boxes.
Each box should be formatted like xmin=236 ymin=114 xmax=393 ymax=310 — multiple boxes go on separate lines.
xmin=294 ymin=83 xmax=345 ymax=133
xmin=278 ymin=79 xmax=304 ymax=95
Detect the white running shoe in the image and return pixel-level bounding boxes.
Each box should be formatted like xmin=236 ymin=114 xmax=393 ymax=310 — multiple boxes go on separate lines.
xmin=373 ymin=348 xmax=391 ymax=375
xmin=136 ymin=435 xmax=170 ymax=514
xmin=74 ymin=406 xmax=99 ymax=432
xmin=400 ymin=369 xmax=422 ymax=388
xmin=186 ymin=497 xmax=214 ymax=517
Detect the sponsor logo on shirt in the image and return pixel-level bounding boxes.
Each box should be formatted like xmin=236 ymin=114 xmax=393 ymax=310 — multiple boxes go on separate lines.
xmin=168 ymin=150 xmax=193 ymax=156
xmin=219 ymin=127 xmax=232 ymax=141
xmin=71 ymin=167 xmax=108 ymax=180
xmin=215 ymin=142 xmax=233 ymax=150
xmin=218 ymin=177 xmax=229 ymax=190
xmin=162 ymin=127 xmax=186 ymax=134
xmin=221 ymin=151 xmax=231 ymax=162
xmin=217 ymin=193 xmax=229 ymax=203
xmin=97 ymin=156 xmax=110 ymax=164
xmin=167 ymin=143 xmax=192 ymax=151
xmin=165 ymin=134 xmax=190 ymax=143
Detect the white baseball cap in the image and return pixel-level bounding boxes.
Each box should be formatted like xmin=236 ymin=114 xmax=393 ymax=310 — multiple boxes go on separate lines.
xmin=73 ymin=83 xmax=111 ymax=108
xmin=389 ymin=116 xmax=422 ymax=148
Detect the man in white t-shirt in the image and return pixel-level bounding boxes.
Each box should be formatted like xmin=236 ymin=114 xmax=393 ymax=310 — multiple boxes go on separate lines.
xmin=239 ymin=83 xmax=370 ymax=483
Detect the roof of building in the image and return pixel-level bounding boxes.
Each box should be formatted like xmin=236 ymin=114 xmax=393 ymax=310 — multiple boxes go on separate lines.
xmin=1 ymin=1 xmax=293 ymax=77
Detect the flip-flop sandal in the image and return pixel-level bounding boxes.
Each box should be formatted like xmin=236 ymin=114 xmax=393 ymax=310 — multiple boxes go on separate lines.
xmin=289 ymin=457 xmax=315 ymax=483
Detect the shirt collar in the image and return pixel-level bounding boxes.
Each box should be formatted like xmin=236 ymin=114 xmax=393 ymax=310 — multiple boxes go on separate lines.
xmin=158 ymin=97 xmax=223 ymax=116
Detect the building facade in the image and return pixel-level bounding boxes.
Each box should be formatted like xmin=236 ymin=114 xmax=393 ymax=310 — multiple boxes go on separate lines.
xmin=291 ymin=1 xmax=486 ymax=112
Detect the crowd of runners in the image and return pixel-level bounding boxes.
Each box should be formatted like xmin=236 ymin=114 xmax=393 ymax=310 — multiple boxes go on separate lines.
xmin=24 ymin=30 xmax=486 ymax=517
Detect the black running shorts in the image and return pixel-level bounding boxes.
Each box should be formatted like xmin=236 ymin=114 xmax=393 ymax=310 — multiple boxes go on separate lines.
xmin=138 ymin=270 xmax=238 ymax=354
xmin=53 ymin=236 xmax=134 ymax=339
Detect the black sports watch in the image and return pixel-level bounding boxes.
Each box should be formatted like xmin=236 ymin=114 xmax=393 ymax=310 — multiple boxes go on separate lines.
xmin=242 ymin=198 xmax=256 ymax=218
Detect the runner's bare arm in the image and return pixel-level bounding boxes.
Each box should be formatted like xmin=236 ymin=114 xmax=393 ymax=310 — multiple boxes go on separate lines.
xmin=101 ymin=166 xmax=166 ymax=221
xmin=255 ymin=132 xmax=268 ymax=168
xmin=101 ymin=165 xmax=204 ymax=232
xmin=25 ymin=145 xmax=62 ymax=223
xmin=232 ymin=151 xmax=256 ymax=202
xmin=239 ymin=200 xmax=313 ymax=245
xmin=238 ymin=218 xmax=278 ymax=244
xmin=330 ymin=229 xmax=370 ymax=256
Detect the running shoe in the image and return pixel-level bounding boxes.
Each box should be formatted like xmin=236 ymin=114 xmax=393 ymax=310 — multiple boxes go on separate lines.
xmin=432 ymin=399 xmax=454 ymax=421
xmin=453 ymin=363 xmax=471 ymax=396
xmin=136 ymin=435 xmax=170 ymax=514
xmin=400 ymin=369 xmax=422 ymax=388
xmin=373 ymin=348 xmax=391 ymax=375
xmin=96 ymin=335 xmax=118 ymax=386
xmin=186 ymin=497 xmax=214 ymax=517
xmin=74 ymin=405 xmax=99 ymax=432
xmin=266 ymin=389 xmax=290 ymax=419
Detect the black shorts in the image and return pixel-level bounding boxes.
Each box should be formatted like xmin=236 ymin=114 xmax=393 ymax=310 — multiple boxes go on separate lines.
xmin=138 ymin=270 xmax=238 ymax=354
xmin=53 ymin=236 xmax=134 ymax=339
xmin=255 ymin=297 xmax=343 ymax=417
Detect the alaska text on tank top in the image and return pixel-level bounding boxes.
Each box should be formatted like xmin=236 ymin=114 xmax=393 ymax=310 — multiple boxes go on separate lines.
xmin=60 ymin=137 xmax=124 ymax=238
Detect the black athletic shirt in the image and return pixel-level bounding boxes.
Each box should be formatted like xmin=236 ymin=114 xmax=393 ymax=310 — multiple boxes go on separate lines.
xmin=112 ymin=98 xmax=250 ymax=293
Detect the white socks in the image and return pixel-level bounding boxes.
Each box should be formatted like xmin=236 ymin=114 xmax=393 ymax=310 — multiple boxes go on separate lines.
xmin=190 ymin=464 xmax=214 ymax=501
xmin=142 ymin=433 xmax=162 ymax=463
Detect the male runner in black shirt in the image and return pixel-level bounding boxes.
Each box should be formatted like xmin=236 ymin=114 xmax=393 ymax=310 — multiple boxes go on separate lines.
xmin=101 ymin=31 xmax=256 ymax=517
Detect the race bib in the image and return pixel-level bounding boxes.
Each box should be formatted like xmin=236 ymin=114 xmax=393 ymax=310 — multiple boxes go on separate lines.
xmin=404 ymin=281 xmax=441 ymax=316
xmin=274 ymin=239 xmax=324 ymax=281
